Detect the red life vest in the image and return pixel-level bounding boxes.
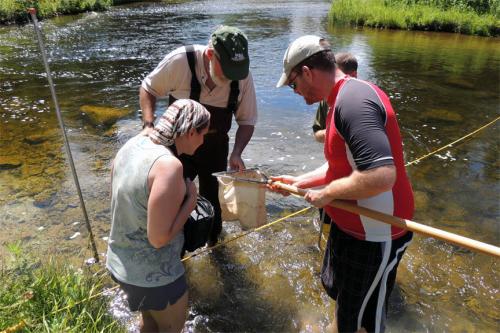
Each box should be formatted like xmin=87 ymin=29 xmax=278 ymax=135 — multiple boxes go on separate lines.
xmin=324 ymin=78 xmax=414 ymax=241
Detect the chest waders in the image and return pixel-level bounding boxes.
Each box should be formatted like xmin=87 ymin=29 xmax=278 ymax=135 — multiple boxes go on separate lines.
xmin=169 ymin=45 xmax=240 ymax=245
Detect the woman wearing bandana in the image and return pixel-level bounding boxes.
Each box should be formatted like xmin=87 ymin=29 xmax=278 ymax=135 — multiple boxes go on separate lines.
xmin=106 ymin=99 xmax=210 ymax=332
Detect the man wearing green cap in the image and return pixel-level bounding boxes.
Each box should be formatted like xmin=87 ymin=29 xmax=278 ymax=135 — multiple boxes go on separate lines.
xmin=139 ymin=26 xmax=257 ymax=246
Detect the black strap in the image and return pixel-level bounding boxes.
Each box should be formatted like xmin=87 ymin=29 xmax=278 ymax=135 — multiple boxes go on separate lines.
xmin=227 ymin=80 xmax=239 ymax=114
xmin=185 ymin=45 xmax=239 ymax=113
xmin=185 ymin=45 xmax=201 ymax=101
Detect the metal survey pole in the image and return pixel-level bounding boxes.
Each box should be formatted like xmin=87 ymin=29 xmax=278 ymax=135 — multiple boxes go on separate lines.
xmin=317 ymin=210 xmax=325 ymax=250
xmin=28 ymin=8 xmax=99 ymax=263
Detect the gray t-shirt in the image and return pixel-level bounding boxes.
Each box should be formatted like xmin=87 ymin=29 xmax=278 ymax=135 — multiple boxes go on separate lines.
xmin=106 ymin=134 xmax=184 ymax=287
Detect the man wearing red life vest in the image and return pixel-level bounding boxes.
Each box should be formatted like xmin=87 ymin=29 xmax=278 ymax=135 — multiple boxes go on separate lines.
xmin=273 ymin=35 xmax=414 ymax=333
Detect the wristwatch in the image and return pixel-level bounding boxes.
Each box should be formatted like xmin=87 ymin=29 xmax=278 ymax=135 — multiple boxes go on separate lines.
xmin=142 ymin=121 xmax=154 ymax=129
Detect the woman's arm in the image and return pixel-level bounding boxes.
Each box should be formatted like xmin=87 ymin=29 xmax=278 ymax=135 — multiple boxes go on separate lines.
xmin=146 ymin=156 xmax=197 ymax=249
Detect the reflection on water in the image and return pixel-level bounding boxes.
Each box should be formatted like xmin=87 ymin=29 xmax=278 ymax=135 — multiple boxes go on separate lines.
xmin=0 ymin=0 xmax=499 ymax=331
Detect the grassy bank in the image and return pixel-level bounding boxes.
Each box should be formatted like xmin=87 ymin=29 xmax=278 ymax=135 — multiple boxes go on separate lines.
xmin=0 ymin=0 xmax=142 ymax=24
xmin=0 ymin=243 xmax=124 ymax=332
xmin=329 ymin=0 xmax=500 ymax=36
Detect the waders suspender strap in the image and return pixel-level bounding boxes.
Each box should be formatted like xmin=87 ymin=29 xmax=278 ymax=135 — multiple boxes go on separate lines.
xmin=184 ymin=45 xmax=240 ymax=113
xmin=185 ymin=45 xmax=201 ymax=101
xmin=227 ymin=80 xmax=239 ymax=114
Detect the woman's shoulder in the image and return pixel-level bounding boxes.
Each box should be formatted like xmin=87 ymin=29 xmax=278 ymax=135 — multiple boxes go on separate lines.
xmin=150 ymin=154 xmax=183 ymax=179
xmin=149 ymin=155 xmax=186 ymax=198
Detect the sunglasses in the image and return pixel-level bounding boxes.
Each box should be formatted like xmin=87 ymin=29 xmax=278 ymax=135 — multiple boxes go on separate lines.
xmin=287 ymin=71 xmax=301 ymax=90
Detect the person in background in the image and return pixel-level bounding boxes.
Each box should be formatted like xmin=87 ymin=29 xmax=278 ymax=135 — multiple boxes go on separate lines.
xmin=312 ymin=52 xmax=359 ymax=228
xmin=312 ymin=52 xmax=358 ymax=143
xmin=273 ymin=35 xmax=414 ymax=333
xmin=139 ymin=25 xmax=257 ymax=246
xmin=106 ymin=99 xmax=210 ymax=333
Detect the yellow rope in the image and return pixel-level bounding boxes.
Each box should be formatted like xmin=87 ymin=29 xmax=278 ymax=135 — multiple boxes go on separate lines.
xmin=405 ymin=115 xmax=499 ymax=167
xmin=181 ymin=207 xmax=312 ymax=262
xmin=0 ymin=321 xmax=25 ymax=333
xmin=6 ymin=116 xmax=497 ymax=332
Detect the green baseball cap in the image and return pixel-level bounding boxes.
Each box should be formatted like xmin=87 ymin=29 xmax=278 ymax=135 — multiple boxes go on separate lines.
xmin=211 ymin=26 xmax=250 ymax=81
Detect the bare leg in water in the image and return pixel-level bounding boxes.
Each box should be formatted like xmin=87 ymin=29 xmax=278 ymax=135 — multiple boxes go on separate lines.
xmin=140 ymin=311 xmax=158 ymax=332
xmin=140 ymin=291 xmax=188 ymax=333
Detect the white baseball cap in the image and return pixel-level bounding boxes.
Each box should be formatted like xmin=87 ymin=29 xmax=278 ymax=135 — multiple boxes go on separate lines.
xmin=276 ymin=35 xmax=331 ymax=88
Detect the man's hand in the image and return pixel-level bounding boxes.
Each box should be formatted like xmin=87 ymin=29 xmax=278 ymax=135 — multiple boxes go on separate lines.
xmin=230 ymin=124 xmax=254 ymax=171
xmin=141 ymin=126 xmax=155 ymax=136
xmin=304 ymin=188 xmax=332 ymax=208
xmin=314 ymin=129 xmax=326 ymax=143
xmin=229 ymin=152 xmax=245 ymax=171
xmin=267 ymin=175 xmax=299 ymax=196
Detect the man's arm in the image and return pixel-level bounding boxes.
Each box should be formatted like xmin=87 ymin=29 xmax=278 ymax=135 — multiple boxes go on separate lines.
xmin=304 ymin=165 xmax=396 ymax=208
xmin=292 ymin=162 xmax=328 ymax=187
xmin=312 ymin=100 xmax=329 ymax=143
xmin=230 ymin=73 xmax=257 ymax=171
xmin=229 ymin=124 xmax=254 ymax=170
xmin=269 ymin=163 xmax=328 ymax=196
xmin=139 ymin=87 xmax=157 ymax=132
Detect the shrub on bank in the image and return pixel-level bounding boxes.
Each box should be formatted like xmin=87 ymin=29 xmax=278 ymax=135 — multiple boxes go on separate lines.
xmin=0 ymin=0 xmax=112 ymax=24
xmin=329 ymin=0 xmax=500 ymax=36
xmin=0 ymin=243 xmax=124 ymax=332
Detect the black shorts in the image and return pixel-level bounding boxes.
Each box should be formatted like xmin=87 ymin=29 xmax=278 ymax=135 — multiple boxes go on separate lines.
xmin=321 ymin=223 xmax=412 ymax=332
xmin=111 ymin=274 xmax=187 ymax=312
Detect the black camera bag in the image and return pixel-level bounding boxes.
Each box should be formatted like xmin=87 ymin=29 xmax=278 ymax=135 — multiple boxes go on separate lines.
xmin=183 ymin=195 xmax=214 ymax=252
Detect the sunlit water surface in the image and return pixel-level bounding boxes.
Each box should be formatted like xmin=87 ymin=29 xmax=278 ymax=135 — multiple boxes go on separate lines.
xmin=0 ymin=0 xmax=499 ymax=331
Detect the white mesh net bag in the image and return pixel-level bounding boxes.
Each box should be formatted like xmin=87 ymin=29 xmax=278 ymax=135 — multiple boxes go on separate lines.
xmin=215 ymin=169 xmax=267 ymax=229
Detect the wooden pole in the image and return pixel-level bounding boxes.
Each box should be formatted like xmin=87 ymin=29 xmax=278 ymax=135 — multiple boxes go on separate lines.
xmin=272 ymin=181 xmax=500 ymax=258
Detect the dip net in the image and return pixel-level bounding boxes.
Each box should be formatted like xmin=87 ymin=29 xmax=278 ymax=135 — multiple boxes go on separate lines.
xmin=214 ymin=169 xmax=267 ymax=229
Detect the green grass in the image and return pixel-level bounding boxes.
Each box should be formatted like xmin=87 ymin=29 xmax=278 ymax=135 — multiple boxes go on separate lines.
xmin=329 ymin=0 xmax=500 ymax=36
xmin=0 ymin=242 xmax=125 ymax=333
xmin=0 ymin=0 xmax=113 ymax=24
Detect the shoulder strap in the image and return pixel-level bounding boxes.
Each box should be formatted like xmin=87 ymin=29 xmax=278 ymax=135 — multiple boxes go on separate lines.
xmin=184 ymin=45 xmax=201 ymax=101
xmin=227 ymin=80 xmax=240 ymax=114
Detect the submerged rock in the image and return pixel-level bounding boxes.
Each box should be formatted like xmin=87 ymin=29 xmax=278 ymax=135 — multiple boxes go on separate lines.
xmin=91 ymin=159 xmax=106 ymax=172
xmin=445 ymin=78 xmax=475 ymax=90
xmin=420 ymin=108 xmax=464 ymax=123
xmin=24 ymin=134 xmax=50 ymax=145
xmin=22 ymin=163 xmax=44 ymax=177
xmin=0 ymin=156 xmax=22 ymax=170
xmin=33 ymin=190 xmax=57 ymax=208
xmin=23 ymin=128 xmax=60 ymax=145
xmin=80 ymin=105 xmax=131 ymax=127
xmin=103 ymin=124 xmax=119 ymax=137
xmin=414 ymin=190 xmax=429 ymax=209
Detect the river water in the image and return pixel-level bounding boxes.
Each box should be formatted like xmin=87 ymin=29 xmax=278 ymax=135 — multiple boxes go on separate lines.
xmin=0 ymin=0 xmax=499 ymax=331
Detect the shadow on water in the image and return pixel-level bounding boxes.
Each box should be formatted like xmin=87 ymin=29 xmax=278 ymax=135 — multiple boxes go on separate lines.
xmin=183 ymin=210 xmax=338 ymax=332
xmin=186 ymin=245 xmax=296 ymax=332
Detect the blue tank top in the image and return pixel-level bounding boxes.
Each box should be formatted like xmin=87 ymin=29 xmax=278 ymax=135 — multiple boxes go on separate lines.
xmin=106 ymin=134 xmax=185 ymax=287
